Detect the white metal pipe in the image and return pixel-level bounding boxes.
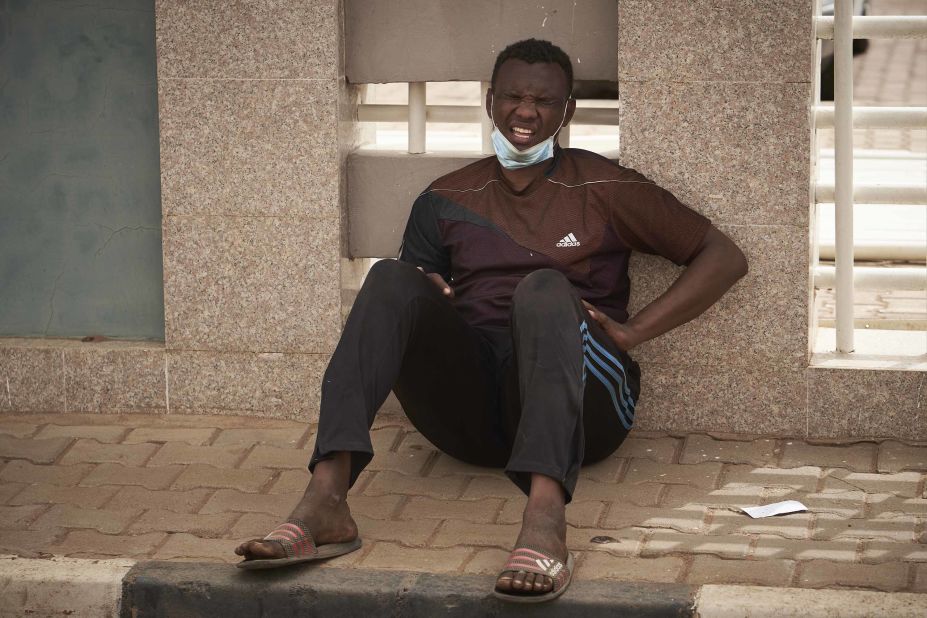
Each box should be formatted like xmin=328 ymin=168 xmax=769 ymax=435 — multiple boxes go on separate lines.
xmin=357 ymin=104 xmax=620 ymax=126
xmin=815 ymin=265 xmax=927 ymax=291
xmin=359 ymin=104 xmax=477 ymax=123
xmin=815 ymin=106 xmax=927 ymax=129
xmin=480 ymin=81 xmax=493 ymax=155
xmin=818 ymin=242 xmax=927 ymax=262
xmin=816 ymin=15 xmax=927 ymax=39
xmin=408 ymin=82 xmax=426 ymax=154
xmin=834 ymin=0 xmax=855 ymax=352
xmin=815 ymin=183 xmax=927 ymax=204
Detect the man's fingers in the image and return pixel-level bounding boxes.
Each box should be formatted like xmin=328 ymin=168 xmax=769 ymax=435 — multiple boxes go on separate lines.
xmin=423 ymin=272 xmax=454 ymax=298
xmin=581 ymin=299 xmax=607 ymax=324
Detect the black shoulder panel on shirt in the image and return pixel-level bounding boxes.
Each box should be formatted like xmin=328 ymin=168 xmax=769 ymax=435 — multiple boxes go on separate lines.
xmin=427 ymin=192 xmax=505 ymax=234
xmin=399 ymin=192 xmax=450 ymax=278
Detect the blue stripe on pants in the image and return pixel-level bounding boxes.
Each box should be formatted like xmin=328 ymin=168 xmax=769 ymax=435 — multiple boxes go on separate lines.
xmin=580 ymin=320 xmax=635 ymax=430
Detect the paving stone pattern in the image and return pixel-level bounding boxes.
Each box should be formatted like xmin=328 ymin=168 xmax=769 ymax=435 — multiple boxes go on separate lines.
xmin=0 ymin=413 xmax=925 ymax=593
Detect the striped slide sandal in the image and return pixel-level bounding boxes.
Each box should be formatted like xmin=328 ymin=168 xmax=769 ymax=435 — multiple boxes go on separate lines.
xmin=492 ymin=547 xmax=574 ymax=603
xmin=236 ymin=518 xmax=361 ymax=570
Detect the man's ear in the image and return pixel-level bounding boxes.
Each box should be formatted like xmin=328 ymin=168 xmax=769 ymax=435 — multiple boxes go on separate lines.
xmin=485 ymin=87 xmax=494 ymax=122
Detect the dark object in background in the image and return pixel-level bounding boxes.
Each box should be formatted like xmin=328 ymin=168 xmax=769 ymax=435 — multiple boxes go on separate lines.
xmin=819 ymin=0 xmax=871 ymax=101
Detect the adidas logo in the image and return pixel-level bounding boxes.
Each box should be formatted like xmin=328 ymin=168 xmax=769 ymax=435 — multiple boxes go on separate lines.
xmin=556 ymin=233 xmax=581 ymax=247
xmin=535 ymin=558 xmax=563 ymax=576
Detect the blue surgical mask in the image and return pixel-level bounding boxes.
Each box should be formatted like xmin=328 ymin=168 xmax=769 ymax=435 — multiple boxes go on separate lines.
xmin=489 ymin=94 xmax=570 ymax=170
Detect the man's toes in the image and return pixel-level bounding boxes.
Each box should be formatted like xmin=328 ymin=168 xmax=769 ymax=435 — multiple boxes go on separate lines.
xmin=235 ymin=539 xmax=281 ymax=560
xmin=525 ymin=572 xmax=545 ymax=592
xmin=234 ymin=539 xmax=259 ymax=557
xmin=496 ymin=570 xmax=552 ymax=595
xmin=495 ymin=571 xmax=514 ymax=592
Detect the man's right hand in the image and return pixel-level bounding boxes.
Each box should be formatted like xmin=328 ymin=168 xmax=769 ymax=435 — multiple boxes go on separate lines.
xmin=417 ymin=267 xmax=455 ymax=298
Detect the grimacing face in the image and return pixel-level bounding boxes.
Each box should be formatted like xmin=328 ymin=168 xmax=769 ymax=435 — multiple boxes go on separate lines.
xmin=486 ymin=58 xmax=576 ymax=151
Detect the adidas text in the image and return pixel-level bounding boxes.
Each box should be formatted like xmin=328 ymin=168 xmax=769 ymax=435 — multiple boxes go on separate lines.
xmin=556 ymin=233 xmax=581 ymax=247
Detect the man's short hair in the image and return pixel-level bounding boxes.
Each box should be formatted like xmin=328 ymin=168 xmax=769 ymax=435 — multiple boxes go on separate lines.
xmin=490 ymin=38 xmax=574 ymax=94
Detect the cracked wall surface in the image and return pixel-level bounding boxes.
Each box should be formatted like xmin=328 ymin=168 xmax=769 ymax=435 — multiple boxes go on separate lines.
xmin=0 ymin=0 xmax=164 ymax=340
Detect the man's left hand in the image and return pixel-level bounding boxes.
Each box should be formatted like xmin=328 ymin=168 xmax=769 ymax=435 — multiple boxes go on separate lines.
xmin=581 ymin=300 xmax=641 ymax=351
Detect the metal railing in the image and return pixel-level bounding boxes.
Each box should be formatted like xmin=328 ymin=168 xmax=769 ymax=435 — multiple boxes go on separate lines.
xmin=814 ymin=4 xmax=927 ymax=353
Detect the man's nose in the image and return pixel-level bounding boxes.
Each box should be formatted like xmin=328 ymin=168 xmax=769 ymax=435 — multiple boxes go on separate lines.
xmin=514 ymin=99 xmax=539 ymax=117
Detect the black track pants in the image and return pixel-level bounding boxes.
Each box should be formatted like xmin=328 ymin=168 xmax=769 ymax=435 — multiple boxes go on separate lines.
xmin=310 ymin=260 xmax=640 ymax=501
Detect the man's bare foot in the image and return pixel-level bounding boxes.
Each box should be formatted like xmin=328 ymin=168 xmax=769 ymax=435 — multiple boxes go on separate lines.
xmin=495 ymin=475 xmax=568 ymax=596
xmin=234 ymin=454 xmax=358 ymax=562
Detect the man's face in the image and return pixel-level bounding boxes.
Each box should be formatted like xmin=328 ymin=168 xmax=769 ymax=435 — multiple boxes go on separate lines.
xmin=487 ymin=59 xmax=576 ymax=151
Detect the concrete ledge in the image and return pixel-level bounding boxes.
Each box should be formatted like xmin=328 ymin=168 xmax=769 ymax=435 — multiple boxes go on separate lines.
xmin=696 ymin=584 xmax=927 ymax=618
xmin=4 ymin=556 xmax=923 ymax=617
xmin=347 ymin=151 xmax=485 ymax=258
xmin=0 ymin=555 xmax=135 ymax=618
xmin=119 ymin=561 xmax=697 ymax=617
xmin=344 ymin=0 xmax=618 ymax=83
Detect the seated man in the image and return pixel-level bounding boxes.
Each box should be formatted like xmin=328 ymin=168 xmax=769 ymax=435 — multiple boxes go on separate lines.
xmin=236 ymin=38 xmax=747 ymax=603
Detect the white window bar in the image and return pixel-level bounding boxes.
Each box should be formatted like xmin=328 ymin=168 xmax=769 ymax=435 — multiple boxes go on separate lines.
xmin=815 ymin=106 xmax=927 ymax=129
xmin=833 ymin=0 xmax=855 ymax=353
xmin=558 ymin=124 xmax=571 ymax=148
xmin=408 ymin=82 xmax=426 ymax=154
xmin=816 ymin=183 xmax=927 ymax=204
xmin=816 ymin=15 xmax=927 ymax=39
xmin=818 ymin=242 xmax=925 ymax=262
xmin=815 ymin=266 xmax=926 ymax=291
xmin=357 ymin=104 xmax=619 ymax=125
xmin=814 ymin=8 xmax=927 ymax=353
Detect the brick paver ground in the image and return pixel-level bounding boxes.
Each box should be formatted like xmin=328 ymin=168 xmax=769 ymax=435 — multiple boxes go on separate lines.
xmin=0 ymin=412 xmax=924 ymax=594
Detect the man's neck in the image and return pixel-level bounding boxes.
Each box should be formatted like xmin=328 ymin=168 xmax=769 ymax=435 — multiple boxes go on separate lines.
xmin=499 ymin=165 xmax=545 ymax=193
xmin=498 ymin=151 xmax=559 ymax=193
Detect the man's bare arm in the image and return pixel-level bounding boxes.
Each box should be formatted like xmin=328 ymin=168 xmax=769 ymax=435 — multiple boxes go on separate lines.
xmin=584 ymin=226 xmax=748 ymax=351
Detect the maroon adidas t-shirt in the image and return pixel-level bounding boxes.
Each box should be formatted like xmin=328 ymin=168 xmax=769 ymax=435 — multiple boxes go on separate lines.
xmin=399 ymin=148 xmax=711 ymax=329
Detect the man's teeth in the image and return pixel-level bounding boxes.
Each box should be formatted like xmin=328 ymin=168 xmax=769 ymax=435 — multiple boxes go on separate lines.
xmin=512 ymin=127 xmax=533 ymax=135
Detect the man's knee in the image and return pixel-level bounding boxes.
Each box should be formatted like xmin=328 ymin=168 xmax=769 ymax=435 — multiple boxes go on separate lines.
xmin=360 ymin=259 xmax=432 ymax=304
xmin=513 ymin=269 xmax=573 ymax=305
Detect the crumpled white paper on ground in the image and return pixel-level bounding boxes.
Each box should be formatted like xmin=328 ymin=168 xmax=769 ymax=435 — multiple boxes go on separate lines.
xmin=740 ymin=500 xmax=808 ymax=519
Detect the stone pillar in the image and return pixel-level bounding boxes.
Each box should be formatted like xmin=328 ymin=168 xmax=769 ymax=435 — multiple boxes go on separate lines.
xmin=156 ymin=1 xmax=353 ymax=419
xmin=618 ymin=1 xmax=816 ymax=434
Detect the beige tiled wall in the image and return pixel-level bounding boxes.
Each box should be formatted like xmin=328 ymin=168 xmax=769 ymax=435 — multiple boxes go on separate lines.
xmin=155 ymin=0 xmax=351 ymax=420
xmin=0 ymin=339 xmax=165 ymax=415
xmin=619 ymin=0 xmax=816 ymax=433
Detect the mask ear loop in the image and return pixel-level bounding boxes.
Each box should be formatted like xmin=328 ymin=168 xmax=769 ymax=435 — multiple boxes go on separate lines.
xmin=489 ymin=92 xmax=499 ymax=131
xmin=554 ymin=95 xmax=571 ymax=135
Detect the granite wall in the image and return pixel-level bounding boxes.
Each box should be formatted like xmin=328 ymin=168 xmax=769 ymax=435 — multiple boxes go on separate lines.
xmin=154 ymin=0 xmax=353 ymax=419
xmin=617 ymin=0 xmax=923 ymax=436
xmin=617 ymin=0 xmax=816 ymax=434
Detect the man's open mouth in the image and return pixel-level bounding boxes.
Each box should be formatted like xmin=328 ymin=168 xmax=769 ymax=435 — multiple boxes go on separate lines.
xmin=510 ymin=126 xmax=535 ymax=145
